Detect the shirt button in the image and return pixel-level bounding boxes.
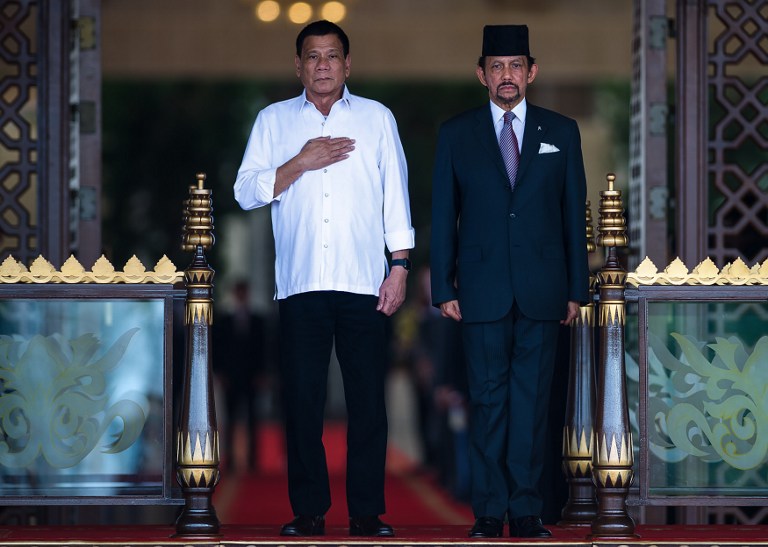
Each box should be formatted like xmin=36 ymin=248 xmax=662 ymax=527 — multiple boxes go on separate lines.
xmin=323 ymin=169 xmax=328 ymax=173
xmin=324 ymin=219 xmax=329 ymax=223
xmin=323 ymin=244 xmax=328 ymax=248
xmin=324 ymin=193 xmax=329 ymax=197
xmin=509 ymin=213 xmax=516 ymax=218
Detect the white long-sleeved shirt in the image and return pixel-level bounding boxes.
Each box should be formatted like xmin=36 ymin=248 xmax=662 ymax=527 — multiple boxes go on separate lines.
xmin=234 ymin=87 xmax=415 ymax=300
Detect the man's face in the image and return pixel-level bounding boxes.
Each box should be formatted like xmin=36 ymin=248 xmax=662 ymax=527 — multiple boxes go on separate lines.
xmin=476 ymin=55 xmax=538 ymax=110
xmin=295 ymin=34 xmax=350 ymax=101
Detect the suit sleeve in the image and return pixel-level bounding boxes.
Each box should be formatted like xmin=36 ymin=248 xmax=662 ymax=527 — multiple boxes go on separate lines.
xmin=430 ymin=124 xmax=461 ymax=308
xmin=562 ymin=120 xmax=590 ymax=305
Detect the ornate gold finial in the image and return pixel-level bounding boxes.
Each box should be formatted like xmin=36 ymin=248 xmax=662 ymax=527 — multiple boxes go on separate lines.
xmin=182 ymin=173 xmax=214 ymax=252
xmin=596 ymin=173 xmax=628 ymax=249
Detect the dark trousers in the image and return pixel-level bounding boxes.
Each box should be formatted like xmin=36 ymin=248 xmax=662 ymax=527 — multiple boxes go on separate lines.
xmin=461 ymin=303 xmax=560 ymax=520
xmin=278 ymin=291 xmax=388 ymax=517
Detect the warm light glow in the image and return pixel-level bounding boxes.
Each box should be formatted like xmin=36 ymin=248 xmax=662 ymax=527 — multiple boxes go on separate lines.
xmin=255 ymin=0 xmax=280 ymax=22
xmin=288 ymin=2 xmax=313 ymax=24
xmin=321 ymin=1 xmax=346 ymax=22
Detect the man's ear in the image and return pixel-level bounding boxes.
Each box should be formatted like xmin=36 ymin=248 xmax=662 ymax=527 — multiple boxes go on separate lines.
xmin=475 ymin=65 xmax=488 ymax=88
xmin=527 ymin=63 xmax=538 ymax=85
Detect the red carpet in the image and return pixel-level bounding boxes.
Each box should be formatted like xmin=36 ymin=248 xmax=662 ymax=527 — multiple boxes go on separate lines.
xmin=213 ymin=420 xmax=474 ymax=526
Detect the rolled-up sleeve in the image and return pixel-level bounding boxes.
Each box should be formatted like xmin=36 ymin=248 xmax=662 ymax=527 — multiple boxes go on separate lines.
xmin=380 ymin=109 xmax=415 ymax=253
xmin=234 ymin=114 xmax=281 ymax=210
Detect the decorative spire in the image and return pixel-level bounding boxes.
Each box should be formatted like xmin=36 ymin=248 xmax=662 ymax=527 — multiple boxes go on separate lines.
xmin=596 ymin=174 xmax=628 ymax=249
xmin=182 ymin=173 xmax=215 ymax=253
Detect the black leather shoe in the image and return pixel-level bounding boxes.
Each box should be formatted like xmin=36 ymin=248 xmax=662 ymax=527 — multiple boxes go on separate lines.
xmin=469 ymin=516 xmax=504 ymax=538
xmin=280 ymin=515 xmax=325 ymax=536
xmin=510 ymin=515 xmax=551 ymax=538
xmin=349 ymin=516 xmax=394 ymax=537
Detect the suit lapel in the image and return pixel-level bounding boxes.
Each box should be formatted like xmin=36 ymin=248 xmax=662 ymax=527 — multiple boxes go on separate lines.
xmin=517 ymin=104 xmax=545 ymax=185
xmin=472 ymin=107 xmax=511 ymax=188
xmin=508 ymin=105 xmax=550 ymax=209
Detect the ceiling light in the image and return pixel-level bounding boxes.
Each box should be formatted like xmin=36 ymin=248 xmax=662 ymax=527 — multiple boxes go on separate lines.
xmin=255 ymin=0 xmax=280 ymax=22
xmin=321 ymin=1 xmax=346 ymax=22
xmin=287 ymin=2 xmax=313 ymax=24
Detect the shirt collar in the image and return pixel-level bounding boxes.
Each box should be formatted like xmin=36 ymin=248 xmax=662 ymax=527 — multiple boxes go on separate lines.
xmin=490 ymin=98 xmax=527 ymax=126
xmin=299 ymin=85 xmax=352 ymax=114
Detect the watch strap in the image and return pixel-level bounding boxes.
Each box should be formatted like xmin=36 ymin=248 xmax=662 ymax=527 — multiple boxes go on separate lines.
xmin=391 ymin=258 xmax=411 ymax=271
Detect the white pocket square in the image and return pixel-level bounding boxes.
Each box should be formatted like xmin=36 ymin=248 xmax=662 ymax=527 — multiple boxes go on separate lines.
xmin=539 ymin=143 xmax=560 ymax=154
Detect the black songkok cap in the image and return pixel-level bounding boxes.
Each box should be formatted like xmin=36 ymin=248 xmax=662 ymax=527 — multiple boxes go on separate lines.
xmin=481 ymin=24 xmax=530 ymax=57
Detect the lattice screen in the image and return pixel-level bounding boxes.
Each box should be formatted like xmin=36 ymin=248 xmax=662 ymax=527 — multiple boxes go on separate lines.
xmin=706 ymin=0 xmax=768 ymax=264
xmin=0 ymin=1 xmax=39 ymax=263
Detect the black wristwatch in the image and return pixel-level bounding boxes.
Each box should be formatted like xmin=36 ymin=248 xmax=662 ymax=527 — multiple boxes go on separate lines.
xmin=391 ymin=258 xmax=412 ymax=272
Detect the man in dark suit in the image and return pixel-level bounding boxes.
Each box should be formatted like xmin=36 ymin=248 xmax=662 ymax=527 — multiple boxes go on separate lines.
xmin=430 ymin=24 xmax=589 ymax=539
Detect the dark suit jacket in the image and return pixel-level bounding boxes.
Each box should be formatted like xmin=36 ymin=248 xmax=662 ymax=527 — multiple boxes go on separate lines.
xmin=430 ymin=102 xmax=589 ymax=323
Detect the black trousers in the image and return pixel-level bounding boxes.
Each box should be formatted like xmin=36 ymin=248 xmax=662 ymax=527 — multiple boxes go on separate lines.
xmin=278 ymin=291 xmax=388 ymax=518
xmin=461 ymin=303 xmax=560 ymax=520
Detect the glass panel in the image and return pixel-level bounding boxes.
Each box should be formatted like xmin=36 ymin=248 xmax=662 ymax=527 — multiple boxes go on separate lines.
xmin=0 ymin=299 xmax=165 ymax=497
xmin=645 ymin=300 xmax=768 ymax=497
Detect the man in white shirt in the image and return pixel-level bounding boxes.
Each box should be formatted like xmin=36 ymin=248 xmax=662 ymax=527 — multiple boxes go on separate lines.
xmin=234 ymin=19 xmax=414 ymax=538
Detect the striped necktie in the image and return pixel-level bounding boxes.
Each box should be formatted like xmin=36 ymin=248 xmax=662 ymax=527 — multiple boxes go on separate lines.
xmin=500 ymin=111 xmax=520 ymax=190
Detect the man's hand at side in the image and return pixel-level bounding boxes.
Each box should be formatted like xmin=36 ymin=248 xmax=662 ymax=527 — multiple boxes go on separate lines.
xmin=560 ymin=300 xmax=580 ymax=325
xmin=440 ymin=300 xmax=462 ymax=322
xmin=377 ymin=267 xmax=407 ymax=316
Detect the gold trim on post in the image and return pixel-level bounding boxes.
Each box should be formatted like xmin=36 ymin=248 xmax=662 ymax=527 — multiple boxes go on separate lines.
xmin=594 ymin=432 xmax=634 ymax=487
xmin=177 ymin=430 xmax=220 ymax=487
xmin=591 ymin=174 xmax=636 ymax=538
xmin=175 ymin=173 xmax=220 ymax=537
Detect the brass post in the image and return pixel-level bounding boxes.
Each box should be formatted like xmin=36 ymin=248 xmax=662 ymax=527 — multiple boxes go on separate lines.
xmin=175 ymin=173 xmax=220 ymax=537
xmin=591 ymin=174 xmax=636 ymax=538
xmin=559 ymin=201 xmax=598 ymax=526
